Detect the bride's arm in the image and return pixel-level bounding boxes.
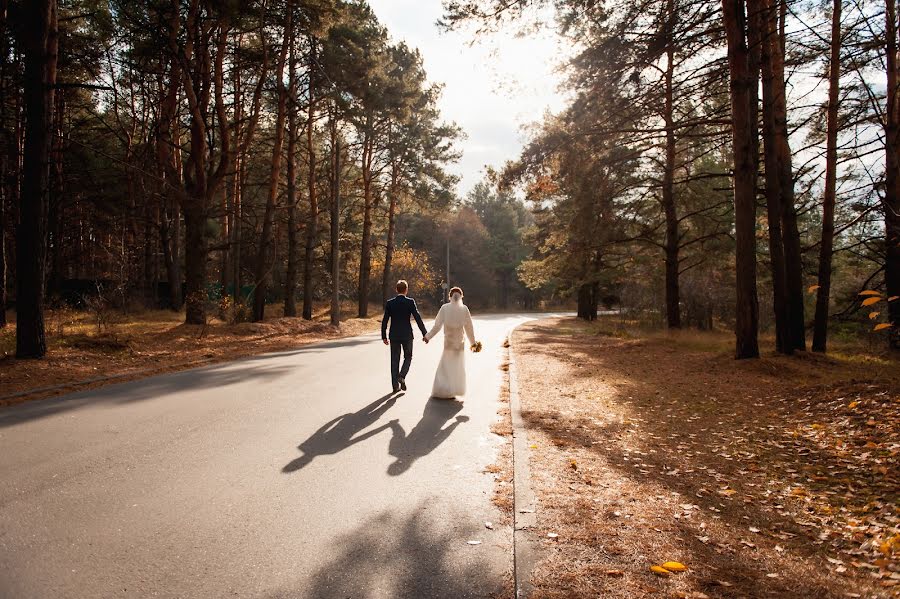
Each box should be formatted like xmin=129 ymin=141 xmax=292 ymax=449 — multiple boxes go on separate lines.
xmin=425 ymin=305 xmax=445 ymax=341
xmin=464 ymin=307 xmax=476 ymax=345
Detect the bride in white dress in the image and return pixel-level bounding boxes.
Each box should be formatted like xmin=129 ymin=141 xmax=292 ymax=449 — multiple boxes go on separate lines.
xmin=425 ymin=287 xmax=477 ymax=399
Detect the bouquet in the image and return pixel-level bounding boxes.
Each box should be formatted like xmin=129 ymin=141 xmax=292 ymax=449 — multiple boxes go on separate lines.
xmin=470 ymin=341 xmax=483 ymax=353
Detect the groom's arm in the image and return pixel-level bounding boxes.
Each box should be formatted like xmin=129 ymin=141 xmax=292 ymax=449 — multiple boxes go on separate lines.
xmin=411 ymin=299 xmax=427 ymax=338
xmin=381 ymin=303 xmax=390 ymax=344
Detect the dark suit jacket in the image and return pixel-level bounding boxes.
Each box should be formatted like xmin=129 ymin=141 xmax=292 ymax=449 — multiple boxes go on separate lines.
xmin=382 ymin=295 xmax=427 ymax=341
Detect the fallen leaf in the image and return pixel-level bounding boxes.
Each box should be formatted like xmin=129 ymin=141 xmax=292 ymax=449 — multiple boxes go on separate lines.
xmin=547 ymin=532 xmax=559 ymax=539
xmin=604 ymin=569 xmax=625 ymax=577
xmin=766 ymin=573 xmax=780 ymax=578
xmin=862 ymin=297 xmax=882 ymax=306
xmin=662 ymin=561 xmax=687 ymax=572
xmin=650 ymin=565 xmax=671 ymax=577
xmin=467 ymin=540 xmax=482 ymax=545
xmin=485 ymin=522 xmax=493 ymax=530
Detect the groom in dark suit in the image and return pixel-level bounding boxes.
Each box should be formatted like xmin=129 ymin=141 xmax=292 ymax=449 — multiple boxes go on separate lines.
xmin=382 ymin=279 xmax=429 ymax=393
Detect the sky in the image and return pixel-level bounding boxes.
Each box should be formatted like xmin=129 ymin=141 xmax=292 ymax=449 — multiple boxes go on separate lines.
xmin=366 ymin=0 xmax=569 ymax=198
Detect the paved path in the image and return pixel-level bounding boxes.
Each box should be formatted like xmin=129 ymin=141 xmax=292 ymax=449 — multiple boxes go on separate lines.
xmin=0 ymin=313 xmax=548 ymax=599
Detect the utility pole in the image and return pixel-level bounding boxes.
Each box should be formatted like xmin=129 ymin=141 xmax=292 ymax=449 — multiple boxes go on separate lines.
xmin=445 ymin=236 xmax=450 ymax=303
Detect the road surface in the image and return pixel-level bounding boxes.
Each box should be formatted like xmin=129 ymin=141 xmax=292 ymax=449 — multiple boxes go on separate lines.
xmin=0 ymin=313 xmax=548 ymax=599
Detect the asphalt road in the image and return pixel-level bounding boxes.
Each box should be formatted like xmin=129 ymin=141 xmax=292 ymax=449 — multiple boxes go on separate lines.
xmin=0 ymin=313 xmax=548 ymax=599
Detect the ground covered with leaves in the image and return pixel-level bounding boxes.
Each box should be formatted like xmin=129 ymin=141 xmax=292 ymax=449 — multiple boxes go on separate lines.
xmin=513 ymin=316 xmax=899 ymax=599
xmin=0 ymin=305 xmax=381 ymax=406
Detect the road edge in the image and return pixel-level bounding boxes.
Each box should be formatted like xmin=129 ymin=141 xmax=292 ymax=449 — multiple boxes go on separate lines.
xmin=508 ymin=325 xmax=540 ymax=599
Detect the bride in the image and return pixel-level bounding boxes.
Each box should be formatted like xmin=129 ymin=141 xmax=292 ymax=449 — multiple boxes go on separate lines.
xmin=424 ymin=286 xmax=477 ymax=399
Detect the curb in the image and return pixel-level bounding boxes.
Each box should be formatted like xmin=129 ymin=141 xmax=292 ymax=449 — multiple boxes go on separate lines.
xmin=508 ymin=331 xmax=540 ymax=599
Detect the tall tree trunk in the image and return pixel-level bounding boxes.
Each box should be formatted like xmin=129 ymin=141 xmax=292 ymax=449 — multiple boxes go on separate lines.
xmin=886 ymin=0 xmax=900 ymax=349
xmin=357 ymin=122 xmax=374 ymax=318
xmin=230 ymin=44 xmax=242 ymax=306
xmin=662 ymin=14 xmax=681 ymax=329
xmin=769 ymin=0 xmax=805 ymax=351
xmin=722 ymin=0 xmax=760 ymax=359
xmin=330 ymin=116 xmax=341 ymax=326
xmin=0 ymin=0 xmax=8 ymax=328
xmin=381 ymin=164 xmax=399 ymax=305
xmin=182 ymin=204 xmax=207 ymax=324
xmin=812 ymin=0 xmax=842 ymax=352
xmin=16 ymin=0 xmax=56 ymax=358
xmin=156 ymin=0 xmax=182 ymax=311
xmin=252 ymin=6 xmax=291 ymax=322
xmin=284 ymin=35 xmax=300 ymax=318
xmin=751 ymin=0 xmax=792 ymax=354
xmin=302 ymin=47 xmax=318 ymax=321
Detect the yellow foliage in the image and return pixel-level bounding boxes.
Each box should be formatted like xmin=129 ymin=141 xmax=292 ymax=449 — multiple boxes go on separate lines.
xmin=861 ymin=297 xmax=881 ymax=306
xmin=868 ymin=311 xmax=880 ymax=320
xmin=873 ymin=323 xmax=892 ymax=332
xmin=650 ymin=565 xmax=671 ymax=577
xmin=807 ymin=284 xmax=820 ymax=294
xmin=662 ymin=561 xmax=688 ymax=572
xmin=858 ymin=290 xmax=882 ymax=296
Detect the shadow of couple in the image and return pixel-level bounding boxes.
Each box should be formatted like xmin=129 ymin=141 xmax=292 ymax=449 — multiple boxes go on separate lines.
xmin=282 ymin=393 xmax=468 ymax=476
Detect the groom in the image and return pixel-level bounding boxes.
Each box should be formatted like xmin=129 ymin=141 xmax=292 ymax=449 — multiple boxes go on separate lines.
xmin=382 ymin=279 xmax=429 ymax=393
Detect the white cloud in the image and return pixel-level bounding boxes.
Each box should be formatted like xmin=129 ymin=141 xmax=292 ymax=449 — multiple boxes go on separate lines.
xmin=366 ymin=0 xmax=568 ymax=196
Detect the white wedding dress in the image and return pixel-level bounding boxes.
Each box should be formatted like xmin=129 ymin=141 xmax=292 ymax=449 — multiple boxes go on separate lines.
xmin=425 ymin=295 xmax=476 ymax=398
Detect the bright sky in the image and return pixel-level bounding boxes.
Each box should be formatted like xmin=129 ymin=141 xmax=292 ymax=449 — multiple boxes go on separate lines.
xmin=366 ymin=0 xmax=568 ymax=197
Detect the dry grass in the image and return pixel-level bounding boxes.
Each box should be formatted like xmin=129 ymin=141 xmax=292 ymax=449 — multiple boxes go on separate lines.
xmin=0 ymin=302 xmax=381 ymax=406
xmin=486 ymin=341 xmax=516 ymax=524
xmin=514 ymin=316 xmax=899 ymax=599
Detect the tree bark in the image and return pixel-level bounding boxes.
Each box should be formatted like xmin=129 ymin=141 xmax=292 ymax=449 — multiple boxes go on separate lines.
xmin=768 ymin=0 xmax=805 ymax=351
xmin=812 ymin=0 xmax=842 ymax=352
xmin=381 ymin=164 xmax=400 ymax=305
xmin=302 ymin=43 xmax=318 ymax=320
xmin=662 ymin=8 xmax=681 ymax=329
xmin=0 ymin=0 xmax=8 ymax=328
xmin=357 ymin=119 xmax=374 ymax=318
xmin=751 ymin=0 xmax=791 ymax=354
xmin=252 ymin=5 xmax=292 ymax=322
xmin=886 ymin=0 xmax=900 ymax=349
xmin=330 ymin=116 xmax=341 ymax=326
xmin=16 ymin=0 xmax=56 ymax=358
xmin=284 ymin=32 xmax=300 ymax=318
xmin=722 ymin=0 xmax=760 ymax=359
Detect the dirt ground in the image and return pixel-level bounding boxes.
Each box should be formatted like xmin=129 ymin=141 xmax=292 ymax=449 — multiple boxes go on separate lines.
xmin=513 ymin=316 xmax=899 ymax=599
xmin=0 ymin=304 xmax=381 ymax=406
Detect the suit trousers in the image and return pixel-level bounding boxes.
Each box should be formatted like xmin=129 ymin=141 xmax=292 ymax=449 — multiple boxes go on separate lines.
xmin=389 ymin=339 xmax=414 ymax=387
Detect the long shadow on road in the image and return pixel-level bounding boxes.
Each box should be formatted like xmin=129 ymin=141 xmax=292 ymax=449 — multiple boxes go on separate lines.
xmin=282 ymin=393 xmax=400 ymax=472
xmin=386 ymin=399 xmax=469 ymax=476
xmin=264 ymin=508 xmax=499 ymax=599
xmin=0 ymin=360 xmax=297 ymax=429
xmin=281 ymin=396 xmax=469 ymax=476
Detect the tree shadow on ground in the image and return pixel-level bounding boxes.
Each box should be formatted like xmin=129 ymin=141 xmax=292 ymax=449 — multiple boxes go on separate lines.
xmin=0 ymin=360 xmax=297 ymax=428
xmin=514 ymin=320 xmax=894 ymax=598
xmin=283 ymin=393 xmax=400 ymax=472
xmin=264 ymin=508 xmax=503 ymax=599
xmin=386 ymin=399 xmax=469 ymax=476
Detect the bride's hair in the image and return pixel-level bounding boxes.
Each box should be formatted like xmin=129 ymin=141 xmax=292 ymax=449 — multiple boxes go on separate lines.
xmin=449 ymin=286 xmax=463 ymax=299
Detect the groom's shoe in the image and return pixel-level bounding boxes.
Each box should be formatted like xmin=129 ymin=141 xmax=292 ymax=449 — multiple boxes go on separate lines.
xmin=392 ymin=384 xmax=400 ymax=393
xmin=398 ymin=377 xmax=407 ymax=391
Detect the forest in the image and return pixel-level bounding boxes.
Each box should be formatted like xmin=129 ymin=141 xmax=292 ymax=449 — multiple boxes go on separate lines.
xmin=1 ymin=0 xmax=899 ymax=360
xmin=446 ymin=0 xmax=899 ymax=358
